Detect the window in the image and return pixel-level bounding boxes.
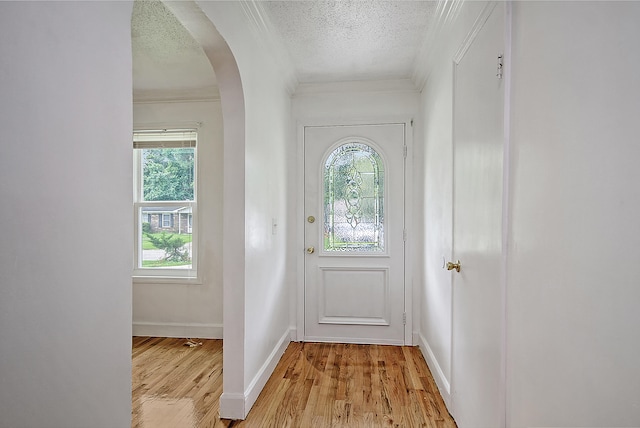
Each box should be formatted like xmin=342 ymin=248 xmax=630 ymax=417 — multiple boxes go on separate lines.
xmin=161 ymin=213 xmax=172 ymax=228
xmin=133 ymin=129 xmax=197 ymax=278
xmin=323 ymin=142 xmax=385 ymax=252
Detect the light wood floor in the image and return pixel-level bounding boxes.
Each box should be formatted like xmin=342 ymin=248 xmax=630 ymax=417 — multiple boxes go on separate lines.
xmin=132 ymin=337 xmax=457 ymax=428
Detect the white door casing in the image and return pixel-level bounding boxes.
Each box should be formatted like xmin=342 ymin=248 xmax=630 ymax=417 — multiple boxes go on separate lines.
xmin=303 ymin=123 xmax=406 ymax=345
xmin=451 ymin=2 xmax=506 ymax=427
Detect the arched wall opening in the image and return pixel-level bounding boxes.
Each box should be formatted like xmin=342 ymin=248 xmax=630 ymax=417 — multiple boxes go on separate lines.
xmin=135 ymin=1 xmax=295 ymax=420
xmin=147 ymin=1 xmax=247 ymax=418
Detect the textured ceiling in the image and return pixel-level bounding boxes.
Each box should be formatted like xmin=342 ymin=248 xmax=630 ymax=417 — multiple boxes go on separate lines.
xmin=262 ymin=0 xmax=437 ymax=83
xmin=131 ymin=0 xmax=217 ymax=99
xmin=131 ymin=0 xmax=437 ymax=98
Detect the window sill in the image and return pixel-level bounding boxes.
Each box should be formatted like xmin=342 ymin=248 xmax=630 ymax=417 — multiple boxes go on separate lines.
xmin=132 ymin=275 xmax=202 ymax=285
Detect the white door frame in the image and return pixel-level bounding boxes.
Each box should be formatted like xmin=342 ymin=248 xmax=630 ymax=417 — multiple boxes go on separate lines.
xmin=295 ymin=116 xmax=414 ymax=346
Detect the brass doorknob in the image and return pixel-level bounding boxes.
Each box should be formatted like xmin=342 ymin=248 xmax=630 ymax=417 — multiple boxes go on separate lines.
xmin=446 ymin=260 xmax=461 ymax=272
xmin=306 ymin=246 xmax=315 ymax=254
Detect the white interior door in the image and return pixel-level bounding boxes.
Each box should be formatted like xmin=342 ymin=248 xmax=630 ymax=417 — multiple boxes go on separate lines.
xmin=304 ymin=124 xmax=405 ymax=345
xmin=451 ymin=3 xmax=505 ymax=427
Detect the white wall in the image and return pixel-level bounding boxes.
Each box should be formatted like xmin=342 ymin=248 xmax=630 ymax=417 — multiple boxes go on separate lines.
xmin=0 ymin=2 xmax=133 ymax=427
xmin=196 ymin=1 xmax=294 ymax=418
xmin=293 ymin=81 xmax=419 ymax=120
xmin=416 ymin=1 xmax=489 ymax=406
xmin=132 ymin=100 xmax=224 ymax=339
xmin=506 ymin=2 xmax=640 ymax=426
xmin=420 ymin=1 xmax=640 ymax=425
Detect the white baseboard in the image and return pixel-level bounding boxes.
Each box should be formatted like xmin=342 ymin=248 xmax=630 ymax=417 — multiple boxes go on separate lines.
xmin=132 ymin=321 xmax=222 ymax=339
xmin=219 ymin=392 xmax=245 ymax=420
xmin=219 ymin=327 xmax=293 ymax=420
xmin=417 ymin=332 xmax=451 ymax=407
xmin=244 ymin=328 xmax=292 ymax=415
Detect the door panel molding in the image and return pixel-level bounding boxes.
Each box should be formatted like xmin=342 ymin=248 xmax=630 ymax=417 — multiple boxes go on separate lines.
xmin=318 ymin=266 xmax=390 ymax=325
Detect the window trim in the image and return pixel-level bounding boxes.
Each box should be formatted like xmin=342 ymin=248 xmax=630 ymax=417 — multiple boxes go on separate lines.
xmin=161 ymin=213 xmax=172 ymax=228
xmin=132 ymin=129 xmax=199 ymax=281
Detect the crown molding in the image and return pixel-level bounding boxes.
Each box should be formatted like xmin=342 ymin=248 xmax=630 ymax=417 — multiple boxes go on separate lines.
xmin=133 ymin=86 xmax=221 ymax=104
xmin=412 ymin=0 xmax=467 ymax=91
xmin=239 ymin=0 xmax=299 ymax=95
xmin=453 ymin=1 xmax=497 ymax=65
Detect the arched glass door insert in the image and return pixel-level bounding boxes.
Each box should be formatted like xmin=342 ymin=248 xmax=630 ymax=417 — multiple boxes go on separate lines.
xmin=323 ymin=142 xmax=384 ymax=252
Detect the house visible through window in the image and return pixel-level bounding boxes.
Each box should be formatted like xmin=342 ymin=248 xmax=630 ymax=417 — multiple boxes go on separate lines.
xmin=133 ymin=129 xmax=197 ymax=278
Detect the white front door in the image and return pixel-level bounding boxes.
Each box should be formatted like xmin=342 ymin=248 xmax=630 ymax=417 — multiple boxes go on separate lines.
xmin=451 ymin=3 xmax=505 ymax=427
xmin=303 ymin=124 xmax=406 ymax=345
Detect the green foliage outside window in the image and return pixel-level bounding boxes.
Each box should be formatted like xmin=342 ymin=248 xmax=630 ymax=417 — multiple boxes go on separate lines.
xmin=144 ymin=232 xmax=190 ymax=263
xmin=143 ymin=148 xmax=194 ymax=201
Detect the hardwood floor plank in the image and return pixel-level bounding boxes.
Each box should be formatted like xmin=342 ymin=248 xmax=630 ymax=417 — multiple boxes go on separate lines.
xmin=132 ymin=338 xmax=457 ymax=428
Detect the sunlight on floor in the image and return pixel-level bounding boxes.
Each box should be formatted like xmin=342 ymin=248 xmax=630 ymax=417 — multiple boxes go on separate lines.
xmin=141 ymin=395 xmax=197 ymax=428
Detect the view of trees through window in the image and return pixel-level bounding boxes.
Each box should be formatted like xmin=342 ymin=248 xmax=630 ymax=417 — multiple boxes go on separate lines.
xmin=143 ymin=148 xmax=194 ymax=202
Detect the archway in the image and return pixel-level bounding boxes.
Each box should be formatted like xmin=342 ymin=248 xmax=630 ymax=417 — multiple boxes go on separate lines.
xmin=137 ymin=0 xmax=246 ymax=420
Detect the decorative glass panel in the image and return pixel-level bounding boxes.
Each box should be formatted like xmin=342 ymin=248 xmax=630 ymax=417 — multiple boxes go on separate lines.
xmin=324 ymin=143 xmax=384 ymax=252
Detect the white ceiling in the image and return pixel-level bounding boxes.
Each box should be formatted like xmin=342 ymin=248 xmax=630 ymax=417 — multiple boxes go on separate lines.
xmin=262 ymin=1 xmax=437 ymax=83
xmin=132 ymin=0 xmax=438 ymax=99
xmin=132 ymin=0 xmax=218 ymax=100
